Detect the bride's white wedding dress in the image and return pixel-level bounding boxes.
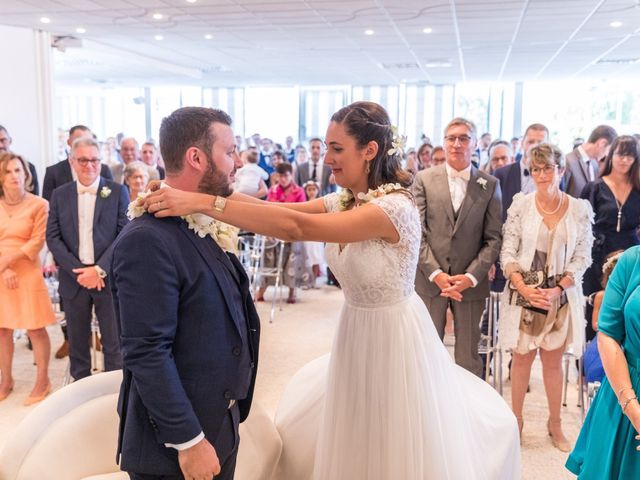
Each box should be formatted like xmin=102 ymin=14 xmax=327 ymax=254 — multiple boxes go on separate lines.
xmin=274 ymin=193 xmax=521 ymax=479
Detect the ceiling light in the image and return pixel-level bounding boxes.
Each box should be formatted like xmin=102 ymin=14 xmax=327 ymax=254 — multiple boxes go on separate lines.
xmin=153 ymin=13 xmax=164 ymax=20
xmin=423 ymin=27 xmax=433 ymax=34
xmin=425 ymin=59 xmax=452 ymax=68
xmin=204 ymin=34 xmax=213 ymax=40
xmin=364 ymin=29 xmax=374 ymax=36
xmin=40 ymin=17 xmax=51 ymax=24
xmin=76 ymin=27 xmax=86 ymax=34
xmin=610 ymin=21 xmax=622 ymax=28
xmin=186 ymin=0 xmax=197 ymax=3
xmin=154 ymin=35 xmax=164 ymax=41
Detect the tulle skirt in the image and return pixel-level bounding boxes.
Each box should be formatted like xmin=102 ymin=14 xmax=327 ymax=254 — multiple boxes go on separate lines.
xmin=274 ymin=293 xmax=521 ymax=479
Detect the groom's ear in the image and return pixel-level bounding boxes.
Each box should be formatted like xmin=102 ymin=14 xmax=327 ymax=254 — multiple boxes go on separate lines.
xmin=184 ymin=146 xmax=205 ymax=171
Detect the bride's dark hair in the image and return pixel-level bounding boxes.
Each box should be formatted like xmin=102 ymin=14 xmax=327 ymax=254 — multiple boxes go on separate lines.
xmin=330 ymin=101 xmax=413 ymax=191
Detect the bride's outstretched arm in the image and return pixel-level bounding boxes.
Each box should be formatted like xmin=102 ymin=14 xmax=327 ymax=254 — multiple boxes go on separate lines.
xmin=143 ymin=189 xmax=399 ymax=244
xmin=229 ymin=191 xmax=326 ymax=214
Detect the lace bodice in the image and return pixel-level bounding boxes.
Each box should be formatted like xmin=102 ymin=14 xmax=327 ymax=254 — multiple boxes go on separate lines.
xmin=323 ymin=192 xmax=420 ymax=307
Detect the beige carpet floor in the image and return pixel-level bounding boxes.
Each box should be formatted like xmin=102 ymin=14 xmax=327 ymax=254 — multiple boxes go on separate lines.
xmin=0 ymin=283 xmax=581 ymax=479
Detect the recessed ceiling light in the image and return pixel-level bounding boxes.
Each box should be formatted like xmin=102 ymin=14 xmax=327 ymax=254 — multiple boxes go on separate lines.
xmin=610 ymin=21 xmax=622 ymax=28
xmin=204 ymin=34 xmax=213 ymax=40
xmin=186 ymin=0 xmax=197 ymax=3
xmin=76 ymin=27 xmax=86 ymax=34
xmin=364 ymin=29 xmax=374 ymax=36
xmin=153 ymin=13 xmax=164 ymax=20
xmin=154 ymin=35 xmax=164 ymax=41
xmin=425 ymin=59 xmax=452 ymax=68
xmin=40 ymin=17 xmax=51 ymax=24
xmin=423 ymin=27 xmax=433 ymax=34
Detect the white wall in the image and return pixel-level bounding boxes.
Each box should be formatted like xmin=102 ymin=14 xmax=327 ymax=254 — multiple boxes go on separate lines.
xmin=0 ymin=25 xmax=55 ymax=189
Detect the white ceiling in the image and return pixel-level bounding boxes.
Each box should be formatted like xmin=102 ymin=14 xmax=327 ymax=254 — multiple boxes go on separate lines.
xmin=2 ymin=0 xmax=640 ymax=86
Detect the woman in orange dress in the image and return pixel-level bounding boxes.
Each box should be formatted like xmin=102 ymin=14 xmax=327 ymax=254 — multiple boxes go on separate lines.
xmin=0 ymin=152 xmax=56 ymax=405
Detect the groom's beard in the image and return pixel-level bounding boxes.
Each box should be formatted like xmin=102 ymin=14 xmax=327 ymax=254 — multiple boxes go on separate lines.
xmin=198 ymin=153 xmax=234 ymax=197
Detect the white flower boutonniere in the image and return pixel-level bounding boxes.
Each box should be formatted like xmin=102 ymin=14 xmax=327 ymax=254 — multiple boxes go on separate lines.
xmin=100 ymin=186 xmax=112 ymax=198
xmin=477 ymin=177 xmax=488 ymax=191
xmin=126 ymin=189 xmax=239 ymax=254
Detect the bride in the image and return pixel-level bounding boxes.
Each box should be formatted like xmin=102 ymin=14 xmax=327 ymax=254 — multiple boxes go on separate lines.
xmin=144 ymin=101 xmax=521 ymax=479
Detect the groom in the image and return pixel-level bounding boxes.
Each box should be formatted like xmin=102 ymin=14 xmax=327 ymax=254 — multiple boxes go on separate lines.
xmin=111 ymin=107 xmax=260 ymax=479
xmin=413 ymin=117 xmax=502 ymax=377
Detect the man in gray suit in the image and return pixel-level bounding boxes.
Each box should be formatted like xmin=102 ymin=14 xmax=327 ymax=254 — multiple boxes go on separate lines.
xmin=295 ymin=137 xmax=335 ymax=196
xmin=413 ymin=118 xmax=503 ymax=377
xmin=563 ymin=124 xmax=617 ymax=197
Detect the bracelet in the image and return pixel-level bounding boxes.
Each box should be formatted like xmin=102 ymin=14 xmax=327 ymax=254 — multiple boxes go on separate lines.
xmin=557 ymin=283 xmax=565 ymax=292
xmin=618 ymin=387 xmax=635 ymax=399
xmin=621 ymin=396 xmax=638 ymax=413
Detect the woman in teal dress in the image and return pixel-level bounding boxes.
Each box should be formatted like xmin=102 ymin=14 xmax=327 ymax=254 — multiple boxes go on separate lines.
xmin=566 ymin=245 xmax=640 ymax=478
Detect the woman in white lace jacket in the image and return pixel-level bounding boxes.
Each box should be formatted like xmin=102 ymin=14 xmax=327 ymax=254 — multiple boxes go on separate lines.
xmin=500 ymin=143 xmax=593 ymax=452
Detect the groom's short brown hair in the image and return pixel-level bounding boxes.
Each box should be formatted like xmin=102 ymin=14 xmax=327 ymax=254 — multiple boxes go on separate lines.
xmin=160 ymin=107 xmax=232 ymax=174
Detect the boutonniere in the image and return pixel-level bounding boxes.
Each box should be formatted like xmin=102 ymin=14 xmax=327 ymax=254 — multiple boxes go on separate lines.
xmin=476 ymin=177 xmax=488 ymax=190
xmin=100 ymin=186 xmax=112 ymax=198
xmin=126 ymin=189 xmax=239 ymax=254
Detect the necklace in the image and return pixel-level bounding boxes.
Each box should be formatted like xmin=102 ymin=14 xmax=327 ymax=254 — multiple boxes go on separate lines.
xmin=338 ymin=183 xmax=406 ymax=211
xmin=535 ymin=191 xmax=564 ymax=216
xmin=614 ymin=197 xmax=623 ymax=233
xmin=2 ymin=192 xmax=26 ymax=206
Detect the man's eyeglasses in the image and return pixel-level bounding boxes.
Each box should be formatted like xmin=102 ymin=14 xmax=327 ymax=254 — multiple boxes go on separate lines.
xmin=75 ymin=157 xmax=101 ymax=166
xmin=444 ymin=135 xmax=472 ymax=146
xmin=530 ymin=165 xmax=556 ymax=176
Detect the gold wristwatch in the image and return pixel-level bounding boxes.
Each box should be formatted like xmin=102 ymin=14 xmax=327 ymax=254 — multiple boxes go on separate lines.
xmin=213 ymin=196 xmax=227 ymax=213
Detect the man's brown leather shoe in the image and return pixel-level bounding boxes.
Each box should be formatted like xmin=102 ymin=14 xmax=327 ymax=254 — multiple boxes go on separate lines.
xmin=55 ymin=340 xmax=69 ymax=359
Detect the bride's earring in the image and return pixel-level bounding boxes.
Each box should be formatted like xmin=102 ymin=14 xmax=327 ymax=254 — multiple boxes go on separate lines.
xmin=365 ymin=162 xmax=371 ymax=174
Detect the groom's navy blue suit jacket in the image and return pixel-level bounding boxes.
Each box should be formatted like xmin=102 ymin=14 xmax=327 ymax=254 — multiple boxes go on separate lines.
xmin=111 ymin=213 xmax=260 ymax=476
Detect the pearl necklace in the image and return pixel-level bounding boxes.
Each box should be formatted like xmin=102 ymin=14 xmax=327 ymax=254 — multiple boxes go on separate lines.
xmin=535 ymin=191 xmax=564 ymax=216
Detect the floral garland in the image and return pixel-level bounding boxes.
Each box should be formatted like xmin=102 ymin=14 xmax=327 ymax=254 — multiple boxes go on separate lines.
xmin=338 ymin=182 xmax=406 ymax=211
xmin=127 ymin=189 xmax=239 ymax=254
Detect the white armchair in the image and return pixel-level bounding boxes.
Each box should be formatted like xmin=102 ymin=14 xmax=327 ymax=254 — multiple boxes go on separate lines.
xmin=0 ymin=371 xmax=281 ymax=480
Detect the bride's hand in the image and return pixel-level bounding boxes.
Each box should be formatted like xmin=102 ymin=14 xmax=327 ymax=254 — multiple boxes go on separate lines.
xmin=144 ymin=188 xmax=209 ymax=217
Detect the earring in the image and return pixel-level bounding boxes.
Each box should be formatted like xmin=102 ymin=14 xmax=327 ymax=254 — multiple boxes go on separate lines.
xmin=365 ymin=162 xmax=371 ymax=174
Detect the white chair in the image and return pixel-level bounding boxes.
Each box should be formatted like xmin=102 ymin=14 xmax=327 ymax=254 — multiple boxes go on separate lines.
xmin=0 ymin=370 xmax=282 ymax=480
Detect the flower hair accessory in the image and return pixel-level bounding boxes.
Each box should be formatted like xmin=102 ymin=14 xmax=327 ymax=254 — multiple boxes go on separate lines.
xmin=387 ymin=125 xmax=407 ymax=158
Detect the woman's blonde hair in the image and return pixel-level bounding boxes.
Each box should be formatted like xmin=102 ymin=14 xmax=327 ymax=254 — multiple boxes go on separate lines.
xmin=0 ymin=152 xmax=33 ymax=197
xmin=527 ymin=143 xmax=565 ymax=169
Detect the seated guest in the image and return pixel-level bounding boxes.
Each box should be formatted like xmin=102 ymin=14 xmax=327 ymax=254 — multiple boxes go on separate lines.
xmin=567 ymin=246 xmax=640 ymax=478
xmin=500 ymin=143 xmax=593 ymax=451
xmin=46 ymin=137 xmax=128 ymax=381
xmin=256 ymin=162 xmax=311 ymax=304
xmin=584 ymin=250 xmax=624 ymax=384
xmin=123 ymin=161 xmax=150 ymax=201
xmin=235 ymin=150 xmax=268 ymax=198
xmin=0 ymin=152 xmax=56 ymax=405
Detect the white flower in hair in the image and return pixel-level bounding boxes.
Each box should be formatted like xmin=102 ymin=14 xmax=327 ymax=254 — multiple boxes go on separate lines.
xmin=387 ymin=125 xmax=407 ymax=157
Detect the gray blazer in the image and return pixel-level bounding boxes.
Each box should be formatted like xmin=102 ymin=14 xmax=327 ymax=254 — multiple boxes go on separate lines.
xmin=295 ymin=161 xmax=334 ymax=196
xmin=563 ymin=148 xmax=593 ymax=198
xmin=413 ymin=164 xmax=503 ymax=300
